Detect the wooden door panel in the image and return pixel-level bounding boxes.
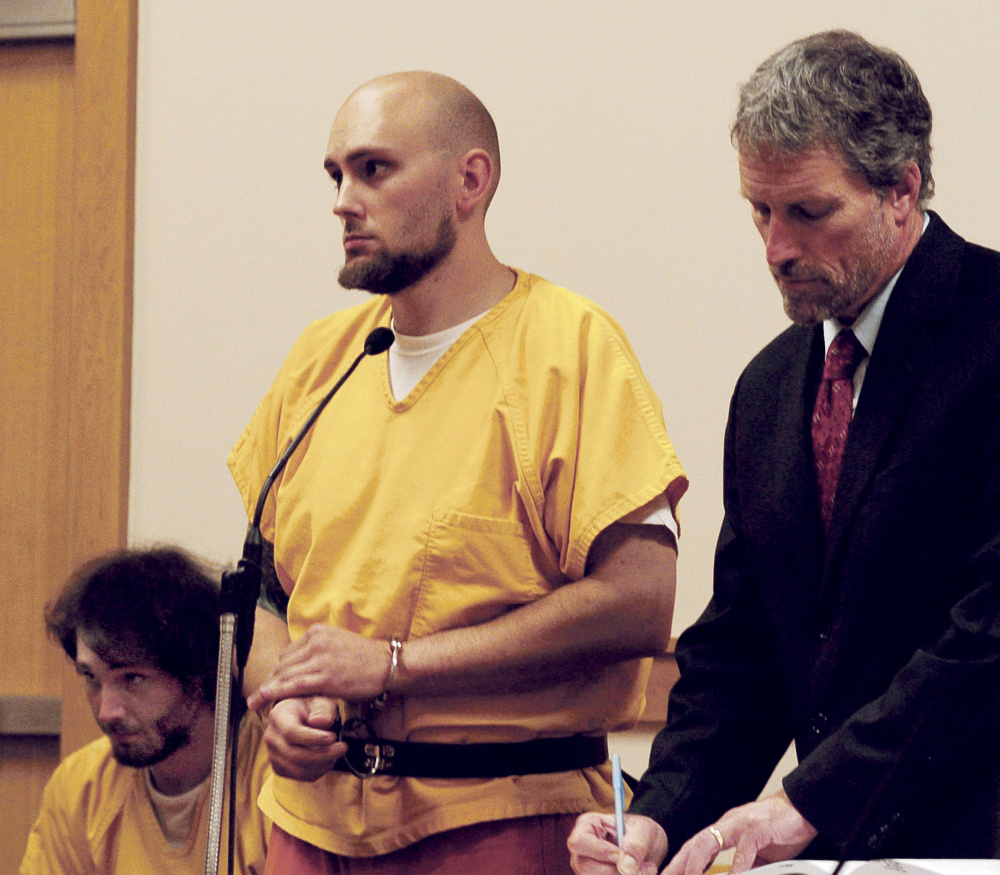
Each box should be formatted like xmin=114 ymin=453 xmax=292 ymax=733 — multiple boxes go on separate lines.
xmin=0 ymin=0 xmax=135 ymax=864
xmin=0 ymin=40 xmax=76 ymax=872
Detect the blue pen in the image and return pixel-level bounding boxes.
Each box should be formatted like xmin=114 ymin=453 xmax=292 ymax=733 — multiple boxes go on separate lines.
xmin=612 ymin=753 xmax=626 ymax=847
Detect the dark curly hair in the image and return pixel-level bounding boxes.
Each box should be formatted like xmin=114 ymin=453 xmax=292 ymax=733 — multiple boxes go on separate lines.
xmin=45 ymin=546 xmax=221 ymax=704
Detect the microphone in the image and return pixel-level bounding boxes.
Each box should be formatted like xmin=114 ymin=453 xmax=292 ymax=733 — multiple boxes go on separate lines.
xmin=364 ymin=325 xmax=395 ymax=356
xmin=225 ymin=324 xmax=395 ymax=668
xmin=207 ymin=326 xmax=394 ymax=875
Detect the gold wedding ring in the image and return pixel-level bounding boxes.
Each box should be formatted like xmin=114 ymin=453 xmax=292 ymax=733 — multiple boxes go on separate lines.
xmin=708 ymin=825 xmax=725 ymax=851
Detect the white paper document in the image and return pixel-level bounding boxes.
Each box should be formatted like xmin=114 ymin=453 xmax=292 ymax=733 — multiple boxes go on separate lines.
xmin=748 ymin=860 xmax=1000 ymax=875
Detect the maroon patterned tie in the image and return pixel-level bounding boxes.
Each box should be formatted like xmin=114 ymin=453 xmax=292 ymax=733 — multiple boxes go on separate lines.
xmin=812 ymin=329 xmax=867 ymax=533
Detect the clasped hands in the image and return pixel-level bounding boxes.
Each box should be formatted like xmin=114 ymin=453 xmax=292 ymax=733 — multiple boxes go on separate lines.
xmin=246 ymin=624 xmax=393 ymax=782
xmin=568 ymin=791 xmax=817 ymax=875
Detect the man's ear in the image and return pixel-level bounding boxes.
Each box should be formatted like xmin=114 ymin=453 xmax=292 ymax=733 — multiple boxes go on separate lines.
xmin=886 ymin=160 xmax=922 ymax=223
xmin=455 ymin=148 xmax=494 ymax=216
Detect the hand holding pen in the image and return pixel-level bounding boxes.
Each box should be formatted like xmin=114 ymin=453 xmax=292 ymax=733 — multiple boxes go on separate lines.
xmin=566 ymin=758 xmax=670 ymax=875
xmin=613 ymin=754 xmax=626 ymax=847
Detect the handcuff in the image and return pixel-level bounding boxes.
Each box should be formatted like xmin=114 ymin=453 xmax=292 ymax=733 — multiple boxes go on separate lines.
xmin=331 ymin=637 xmax=403 ymax=777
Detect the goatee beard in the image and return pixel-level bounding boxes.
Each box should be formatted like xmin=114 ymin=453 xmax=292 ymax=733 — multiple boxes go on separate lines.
xmin=107 ymin=721 xmax=192 ymax=769
xmin=339 ymin=216 xmax=457 ymax=296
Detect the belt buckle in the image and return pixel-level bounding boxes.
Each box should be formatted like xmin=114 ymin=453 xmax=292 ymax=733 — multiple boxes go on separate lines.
xmin=340 ymin=716 xmax=395 ymax=777
xmin=362 ymin=741 xmax=395 ymax=776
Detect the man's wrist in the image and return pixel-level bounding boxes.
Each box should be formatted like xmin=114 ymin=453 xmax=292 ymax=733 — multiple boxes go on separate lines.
xmin=376 ymin=637 xmax=403 ymax=705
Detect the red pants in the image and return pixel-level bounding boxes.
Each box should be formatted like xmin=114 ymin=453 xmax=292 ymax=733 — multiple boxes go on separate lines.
xmin=264 ymin=814 xmax=578 ymax=875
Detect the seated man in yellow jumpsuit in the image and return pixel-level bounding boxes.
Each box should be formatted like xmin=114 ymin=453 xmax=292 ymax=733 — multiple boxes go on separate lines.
xmin=21 ymin=546 xmax=273 ymax=874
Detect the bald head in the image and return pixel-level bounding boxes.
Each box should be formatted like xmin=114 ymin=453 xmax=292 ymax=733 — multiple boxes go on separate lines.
xmin=343 ymin=72 xmax=501 ymax=210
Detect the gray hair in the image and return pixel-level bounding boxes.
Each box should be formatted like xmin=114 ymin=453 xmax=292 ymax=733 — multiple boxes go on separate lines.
xmin=732 ymin=30 xmax=934 ymax=204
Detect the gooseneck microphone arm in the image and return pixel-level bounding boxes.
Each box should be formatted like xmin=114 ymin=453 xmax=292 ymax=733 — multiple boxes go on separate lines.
xmin=204 ymin=326 xmax=394 ymax=875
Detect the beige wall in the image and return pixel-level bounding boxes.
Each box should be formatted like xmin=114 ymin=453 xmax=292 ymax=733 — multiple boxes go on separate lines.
xmin=130 ymin=4 xmax=1000 ymax=646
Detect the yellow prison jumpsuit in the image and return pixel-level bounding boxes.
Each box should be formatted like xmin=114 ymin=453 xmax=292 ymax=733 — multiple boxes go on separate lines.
xmin=228 ymin=270 xmax=687 ymax=858
xmin=20 ymin=714 xmax=270 ymax=874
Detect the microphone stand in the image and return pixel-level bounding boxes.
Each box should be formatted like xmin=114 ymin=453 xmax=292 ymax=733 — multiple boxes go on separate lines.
xmin=203 ymin=327 xmax=394 ymax=875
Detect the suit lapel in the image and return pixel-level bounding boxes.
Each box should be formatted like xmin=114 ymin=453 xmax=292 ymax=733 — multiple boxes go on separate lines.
xmin=822 ymin=214 xmax=965 ymax=586
xmin=756 ymin=324 xmax=827 ymax=595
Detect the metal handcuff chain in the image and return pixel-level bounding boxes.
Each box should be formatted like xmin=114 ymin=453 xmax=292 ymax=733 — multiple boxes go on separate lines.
xmin=339 ymin=637 xmax=403 ymax=778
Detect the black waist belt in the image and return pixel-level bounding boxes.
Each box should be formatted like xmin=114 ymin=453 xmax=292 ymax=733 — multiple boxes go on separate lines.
xmin=332 ymin=734 xmax=608 ymax=778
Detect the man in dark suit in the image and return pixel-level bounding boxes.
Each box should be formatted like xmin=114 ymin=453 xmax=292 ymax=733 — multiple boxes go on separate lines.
xmin=568 ymin=29 xmax=1000 ymax=875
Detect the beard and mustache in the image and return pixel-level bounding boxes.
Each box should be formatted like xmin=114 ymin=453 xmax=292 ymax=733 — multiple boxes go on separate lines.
xmin=338 ymin=213 xmax=457 ymax=296
xmin=773 ymin=199 xmax=895 ymax=326
xmin=103 ymin=714 xmax=194 ymax=769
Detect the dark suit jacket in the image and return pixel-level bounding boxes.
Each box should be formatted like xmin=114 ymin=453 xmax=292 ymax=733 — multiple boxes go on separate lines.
xmin=631 ymin=213 xmax=1000 ymax=860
